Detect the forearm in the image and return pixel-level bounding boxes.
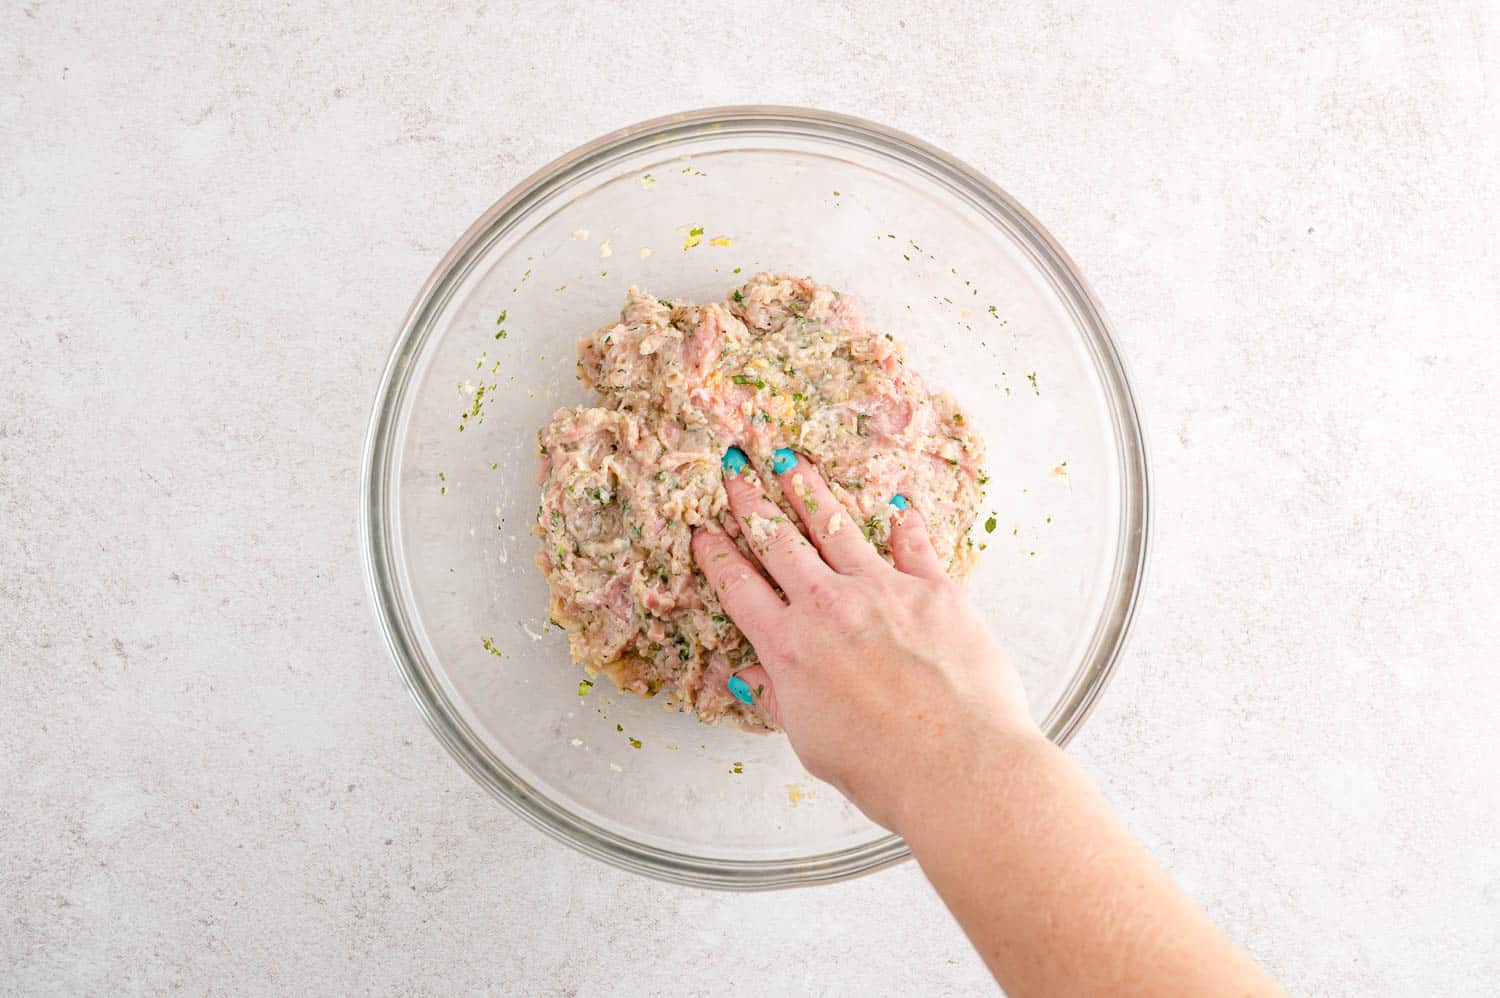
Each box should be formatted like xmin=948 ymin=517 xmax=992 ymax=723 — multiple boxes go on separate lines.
xmin=901 ymin=731 xmax=1281 ymax=998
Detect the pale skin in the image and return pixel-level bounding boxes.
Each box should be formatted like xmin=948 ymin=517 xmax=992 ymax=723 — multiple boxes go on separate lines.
xmin=692 ymin=453 xmax=1283 ymax=998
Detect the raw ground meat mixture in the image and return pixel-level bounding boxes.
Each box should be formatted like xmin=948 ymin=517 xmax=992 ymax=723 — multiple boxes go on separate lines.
xmin=534 ymin=273 xmax=984 ymax=730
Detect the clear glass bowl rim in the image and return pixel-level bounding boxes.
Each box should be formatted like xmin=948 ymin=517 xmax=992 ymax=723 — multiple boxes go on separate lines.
xmin=359 ymin=105 xmax=1151 ymax=890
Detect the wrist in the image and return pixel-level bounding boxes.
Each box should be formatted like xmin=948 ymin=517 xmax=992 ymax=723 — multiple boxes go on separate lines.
xmin=889 ymin=719 xmax=1053 ymax=847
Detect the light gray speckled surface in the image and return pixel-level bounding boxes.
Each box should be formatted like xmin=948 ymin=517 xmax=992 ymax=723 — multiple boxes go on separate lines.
xmin=4 ymin=3 xmax=1499 ymax=995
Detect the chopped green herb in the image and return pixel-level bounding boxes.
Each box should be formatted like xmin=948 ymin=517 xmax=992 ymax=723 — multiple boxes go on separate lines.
xmin=732 ymin=290 xmax=745 ymax=304
xmin=732 ymin=266 xmax=741 ymax=274
xmin=984 ymin=516 xmax=997 ymax=533
xmin=688 ymin=226 xmax=704 ymax=237
xmin=628 ymin=737 xmax=642 ymax=749
xmin=616 ymin=723 xmax=623 ymax=732
xmin=481 ymin=636 xmax=502 ymax=658
xmin=1027 ymin=371 xmax=1039 ymax=395
xmin=754 ymin=685 xmax=764 ymax=699
xmin=578 ymin=679 xmax=593 ymax=696
xmin=731 ymin=762 xmax=744 ymax=775
xmin=495 ymin=309 xmax=507 ymax=325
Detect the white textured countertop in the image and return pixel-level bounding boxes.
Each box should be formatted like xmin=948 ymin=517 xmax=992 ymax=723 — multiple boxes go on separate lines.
xmin=4 ymin=3 xmax=1498 ymax=994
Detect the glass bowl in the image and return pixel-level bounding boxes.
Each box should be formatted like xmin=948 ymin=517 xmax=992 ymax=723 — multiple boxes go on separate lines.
xmin=360 ymin=107 xmax=1149 ymax=889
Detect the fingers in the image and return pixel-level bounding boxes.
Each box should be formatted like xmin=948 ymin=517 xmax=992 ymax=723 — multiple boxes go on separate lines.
xmin=691 ymin=528 xmax=784 ymax=645
xmin=720 ymin=448 xmax=833 ymax=598
xmin=769 ymin=449 xmax=888 ymax=576
xmin=888 ymin=504 xmax=948 ymax=582
xmin=727 ymin=664 xmax=781 ymax=728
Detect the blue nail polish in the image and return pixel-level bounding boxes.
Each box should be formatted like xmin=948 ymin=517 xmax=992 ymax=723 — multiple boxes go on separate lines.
xmin=727 ymin=674 xmax=755 ymax=705
xmin=771 ymin=448 xmax=798 ymax=475
xmin=889 ymin=493 xmax=910 ymax=509
xmin=721 ymin=446 xmax=748 ymax=475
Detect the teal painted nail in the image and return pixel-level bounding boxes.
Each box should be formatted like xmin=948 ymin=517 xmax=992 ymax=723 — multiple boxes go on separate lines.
xmin=721 ymin=446 xmax=748 ymax=475
xmin=771 ymin=448 xmax=798 ymax=475
xmin=727 ymin=674 xmax=755 ymax=705
xmin=889 ymin=494 xmax=910 ymax=509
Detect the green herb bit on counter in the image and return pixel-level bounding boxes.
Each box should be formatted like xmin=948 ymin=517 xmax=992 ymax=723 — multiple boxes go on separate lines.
xmin=984 ymin=515 xmax=997 ymax=533
xmin=731 ymin=762 xmax=744 ymax=775
xmin=481 ymin=636 xmax=502 ymax=658
xmin=578 ymin=679 xmax=593 ymax=696
xmin=1027 ymin=371 xmax=1039 ymax=395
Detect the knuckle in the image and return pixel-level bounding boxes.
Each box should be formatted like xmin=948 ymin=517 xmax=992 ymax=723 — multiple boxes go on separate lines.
xmin=716 ymin=568 xmax=756 ymax=600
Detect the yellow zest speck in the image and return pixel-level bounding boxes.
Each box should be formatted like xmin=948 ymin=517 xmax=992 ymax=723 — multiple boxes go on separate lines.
xmin=682 ymin=234 xmax=702 ymax=250
xmin=599 ymin=240 xmax=612 ymax=258
xmin=639 ymin=247 xmax=652 ymax=258
xmin=709 ymin=237 xmax=733 ymax=247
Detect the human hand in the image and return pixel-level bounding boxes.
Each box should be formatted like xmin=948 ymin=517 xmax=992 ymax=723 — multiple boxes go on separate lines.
xmin=691 ymin=447 xmax=1040 ymax=832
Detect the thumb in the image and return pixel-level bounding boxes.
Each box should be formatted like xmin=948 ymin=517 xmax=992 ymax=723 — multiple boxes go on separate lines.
xmin=729 ymin=664 xmax=781 ymax=728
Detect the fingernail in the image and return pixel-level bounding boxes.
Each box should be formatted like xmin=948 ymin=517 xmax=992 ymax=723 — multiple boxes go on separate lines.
xmin=721 ymin=446 xmax=749 ymax=475
xmin=771 ymin=448 xmax=798 ymax=475
xmin=727 ymin=674 xmax=755 ymax=705
xmin=889 ymin=493 xmax=910 ymax=509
